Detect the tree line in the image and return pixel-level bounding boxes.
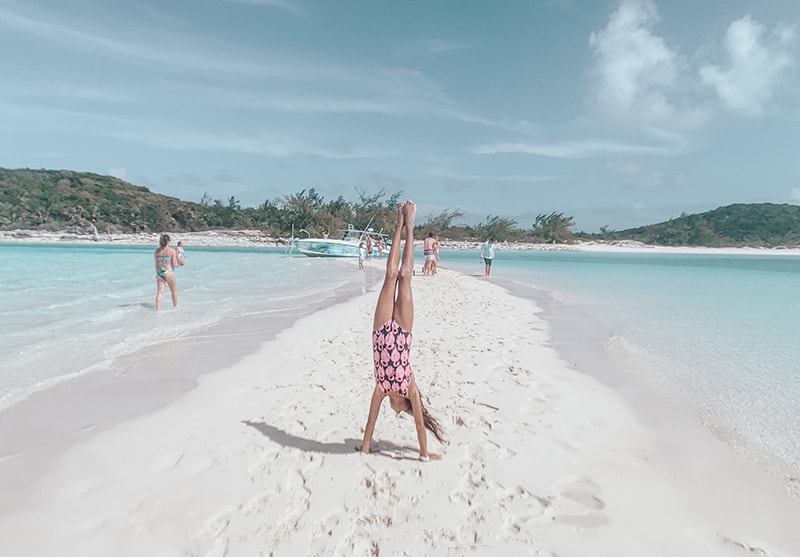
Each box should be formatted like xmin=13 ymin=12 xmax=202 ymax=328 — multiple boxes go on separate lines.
xmin=0 ymin=168 xmax=575 ymax=242
xmin=2 ymin=168 xmax=800 ymax=247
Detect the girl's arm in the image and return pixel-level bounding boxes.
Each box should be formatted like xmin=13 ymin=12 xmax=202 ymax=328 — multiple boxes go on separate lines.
xmin=360 ymin=385 xmax=384 ymax=454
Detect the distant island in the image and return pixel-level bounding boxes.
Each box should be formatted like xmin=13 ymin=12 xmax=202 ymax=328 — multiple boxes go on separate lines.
xmin=2 ymin=167 xmax=800 ymax=248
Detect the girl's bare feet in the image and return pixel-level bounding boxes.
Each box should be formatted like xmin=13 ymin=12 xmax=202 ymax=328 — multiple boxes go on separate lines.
xmin=404 ymin=200 xmax=416 ymax=227
xmin=396 ymin=202 xmax=406 ymax=227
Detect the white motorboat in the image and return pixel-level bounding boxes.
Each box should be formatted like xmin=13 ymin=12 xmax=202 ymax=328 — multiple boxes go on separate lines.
xmin=293 ymin=224 xmax=390 ymax=258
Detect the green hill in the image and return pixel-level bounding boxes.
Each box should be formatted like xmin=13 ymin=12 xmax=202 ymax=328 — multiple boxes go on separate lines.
xmin=3 ymin=167 xmax=799 ymax=247
xmin=0 ymin=167 xmax=251 ymax=233
xmin=605 ymin=203 xmax=800 ymax=247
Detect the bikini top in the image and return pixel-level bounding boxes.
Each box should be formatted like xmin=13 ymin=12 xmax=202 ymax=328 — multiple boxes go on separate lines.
xmin=156 ymin=253 xmax=172 ymax=268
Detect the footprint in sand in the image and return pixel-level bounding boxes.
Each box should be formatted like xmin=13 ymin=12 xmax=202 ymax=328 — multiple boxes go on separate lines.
xmin=185 ymin=507 xmax=232 ymax=557
xmin=150 ymin=451 xmax=184 ymax=470
xmin=449 ymin=439 xmax=520 ymax=504
xmin=448 ymin=453 xmax=547 ymax=546
xmin=188 ymin=454 xmax=217 ymax=474
xmin=558 ymin=476 xmax=605 ymax=510
xmin=549 ymin=475 xmax=608 ymax=528
xmin=718 ymin=535 xmax=773 ymax=556
xmin=202 ymin=537 xmax=229 ymax=557
xmin=497 ymin=485 xmax=547 ymax=532
xmin=337 ymin=469 xmax=402 ymax=551
xmin=205 ymin=509 xmax=232 ymax=538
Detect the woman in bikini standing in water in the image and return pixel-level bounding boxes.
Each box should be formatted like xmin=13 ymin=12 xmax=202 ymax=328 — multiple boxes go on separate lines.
xmin=360 ymin=201 xmax=444 ymax=462
xmin=154 ymin=233 xmax=178 ymax=311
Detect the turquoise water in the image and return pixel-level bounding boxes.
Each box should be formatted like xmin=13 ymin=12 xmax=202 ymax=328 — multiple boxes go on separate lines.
xmin=0 ymin=243 xmax=366 ymax=410
xmin=2 ymin=243 xmax=799 ymax=480
xmin=443 ymin=249 xmax=800 ymax=478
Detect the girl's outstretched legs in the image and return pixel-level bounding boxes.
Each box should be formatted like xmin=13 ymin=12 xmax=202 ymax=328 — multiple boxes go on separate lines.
xmin=372 ymin=202 xmax=405 ymax=331
xmin=392 ymin=200 xmax=415 ymax=332
xmin=363 ymin=204 xmax=407 ymax=454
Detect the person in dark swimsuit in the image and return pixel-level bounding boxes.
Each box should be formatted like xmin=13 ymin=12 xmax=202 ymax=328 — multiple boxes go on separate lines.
xmin=154 ymin=233 xmax=178 ymax=310
xmin=360 ymin=201 xmax=444 ymax=462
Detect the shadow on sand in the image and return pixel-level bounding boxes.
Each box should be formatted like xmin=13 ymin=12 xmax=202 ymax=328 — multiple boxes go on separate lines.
xmin=242 ymin=421 xmax=417 ymax=459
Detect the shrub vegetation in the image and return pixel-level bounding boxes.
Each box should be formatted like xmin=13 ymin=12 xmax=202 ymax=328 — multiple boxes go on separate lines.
xmin=2 ymin=167 xmax=799 ymax=247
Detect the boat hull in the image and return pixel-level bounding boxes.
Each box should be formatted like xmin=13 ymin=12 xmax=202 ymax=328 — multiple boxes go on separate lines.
xmin=293 ymin=239 xmax=360 ymax=257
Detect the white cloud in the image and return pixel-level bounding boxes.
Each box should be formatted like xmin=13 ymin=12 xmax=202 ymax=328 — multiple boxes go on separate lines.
xmin=607 ymin=161 xmax=689 ymax=189
xmin=474 ymin=139 xmax=675 ymax=158
xmin=2 ymin=83 xmax=140 ymax=104
xmin=355 ymin=173 xmax=407 ymax=196
xmin=225 ymin=0 xmax=289 ymax=4
xmin=206 ymin=91 xmax=395 ymax=115
xmin=108 ymin=166 xmax=127 ymax=180
xmin=109 ymin=128 xmax=384 ymax=159
xmin=590 ymin=1 xmax=677 ymax=119
xmin=790 ymin=187 xmax=800 ymax=201
xmin=699 ymin=16 xmax=795 ymax=117
xmin=588 ymin=0 xmax=707 ymax=131
xmin=608 ymin=161 xmax=664 ymax=188
xmin=427 ymin=168 xmax=555 ymax=183
xmin=0 ymin=6 xmax=272 ymax=76
xmin=420 ymin=38 xmax=470 ymax=53
xmin=0 ymin=3 xmax=535 ymax=141
xmin=397 ymin=38 xmax=472 ymax=57
xmin=223 ymin=0 xmax=302 ymax=14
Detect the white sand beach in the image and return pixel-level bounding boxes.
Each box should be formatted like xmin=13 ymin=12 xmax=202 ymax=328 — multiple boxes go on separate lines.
xmin=1 ymin=267 xmax=800 ymax=556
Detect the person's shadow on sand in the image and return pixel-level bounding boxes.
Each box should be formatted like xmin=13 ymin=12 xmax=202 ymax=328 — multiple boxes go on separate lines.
xmin=242 ymin=420 xmax=416 ymax=459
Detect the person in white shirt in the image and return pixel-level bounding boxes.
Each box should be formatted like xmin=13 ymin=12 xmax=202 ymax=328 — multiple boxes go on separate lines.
xmin=480 ymin=237 xmax=496 ymax=276
xmin=358 ymin=241 xmax=366 ymax=270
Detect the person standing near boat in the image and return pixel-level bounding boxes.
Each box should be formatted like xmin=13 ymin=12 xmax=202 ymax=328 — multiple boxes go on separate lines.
xmin=154 ymin=234 xmax=178 ymax=310
xmin=422 ymin=232 xmax=436 ymax=276
xmin=480 ymin=237 xmax=496 ymax=277
xmin=432 ymin=235 xmax=440 ymax=275
xmin=360 ymin=200 xmax=444 ymax=461
xmin=176 ymin=240 xmax=186 ymax=267
xmin=358 ymin=241 xmax=366 ymax=270
xmin=366 ymin=234 xmax=373 ymax=260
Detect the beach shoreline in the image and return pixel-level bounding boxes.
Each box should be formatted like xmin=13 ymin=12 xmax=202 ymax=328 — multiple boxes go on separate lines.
xmin=0 ymin=265 xmax=382 ymax=516
xmin=3 ymin=228 xmax=800 ymax=255
xmin=1 ymin=266 xmax=799 ymax=555
xmin=495 ymin=275 xmax=800 ymax=498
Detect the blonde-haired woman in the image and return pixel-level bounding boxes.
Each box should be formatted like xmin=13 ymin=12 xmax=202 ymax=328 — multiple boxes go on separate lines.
xmin=154 ymin=233 xmax=178 ymax=310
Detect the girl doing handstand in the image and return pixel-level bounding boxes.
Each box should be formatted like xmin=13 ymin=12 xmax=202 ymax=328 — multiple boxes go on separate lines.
xmin=360 ymin=201 xmax=444 ymax=461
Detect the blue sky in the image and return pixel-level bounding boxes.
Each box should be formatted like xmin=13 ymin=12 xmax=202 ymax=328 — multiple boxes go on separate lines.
xmin=1 ymin=0 xmax=799 ymax=232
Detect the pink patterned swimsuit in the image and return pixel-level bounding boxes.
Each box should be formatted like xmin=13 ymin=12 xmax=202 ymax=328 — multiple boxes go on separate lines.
xmin=372 ymin=318 xmax=414 ymax=396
